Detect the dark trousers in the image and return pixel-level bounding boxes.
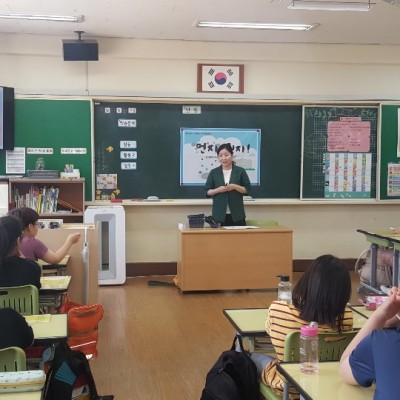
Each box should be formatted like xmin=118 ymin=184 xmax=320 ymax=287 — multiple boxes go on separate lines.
xmin=221 ymin=214 xmax=245 ymax=227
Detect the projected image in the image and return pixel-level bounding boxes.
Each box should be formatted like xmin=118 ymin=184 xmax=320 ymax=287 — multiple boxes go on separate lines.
xmin=0 ymin=87 xmax=3 ymax=149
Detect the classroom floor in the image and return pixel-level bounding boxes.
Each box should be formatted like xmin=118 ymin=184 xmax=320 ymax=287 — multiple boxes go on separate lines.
xmin=90 ymin=272 xmax=364 ymax=399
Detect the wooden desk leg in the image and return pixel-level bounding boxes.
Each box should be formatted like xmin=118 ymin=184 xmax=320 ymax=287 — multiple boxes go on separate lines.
xmin=370 ymin=243 xmax=378 ymax=288
xmin=283 ymin=382 xmax=289 ymax=400
xmin=393 ymin=249 xmax=399 ymax=288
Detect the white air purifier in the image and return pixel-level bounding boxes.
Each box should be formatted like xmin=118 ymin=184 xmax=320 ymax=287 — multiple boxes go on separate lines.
xmin=84 ymin=205 xmax=126 ymax=285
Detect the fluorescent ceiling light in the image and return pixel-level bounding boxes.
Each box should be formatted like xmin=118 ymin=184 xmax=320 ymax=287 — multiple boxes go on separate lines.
xmin=197 ymin=21 xmax=317 ymax=31
xmin=288 ymin=0 xmax=373 ymax=11
xmin=0 ymin=13 xmax=84 ymax=22
xmin=382 ymin=0 xmax=400 ymax=6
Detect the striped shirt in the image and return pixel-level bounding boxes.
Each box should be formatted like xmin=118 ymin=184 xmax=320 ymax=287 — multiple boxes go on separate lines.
xmin=261 ymin=301 xmax=353 ymax=398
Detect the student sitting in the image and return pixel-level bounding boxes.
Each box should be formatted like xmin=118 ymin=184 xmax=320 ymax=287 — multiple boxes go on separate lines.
xmin=0 ymin=307 xmax=34 ymax=349
xmin=251 ymin=254 xmax=353 ymax=398
xmin=339 ymin=286 xmax=400 ymax=399
xmin=0 ymin=215 xmax=41 ymax=289
xmin=9 ymin=207 xmax=80 ymax=264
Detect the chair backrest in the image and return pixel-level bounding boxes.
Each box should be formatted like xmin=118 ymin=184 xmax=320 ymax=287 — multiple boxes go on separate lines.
xmin=0 ymin=285 xmax=39 ymax=316
xmin=283 ymin=330 xmax=358 ymax=362
xmin=0 ymin=347 xmax=27 ymax=371
xmin=246 ymin=219 xmax=278 ymax=227
xmin=67 ymin=304 xmax=104 ymax=360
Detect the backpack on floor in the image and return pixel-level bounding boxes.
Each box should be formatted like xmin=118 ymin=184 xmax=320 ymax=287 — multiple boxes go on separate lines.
xmin=43 ymin=344 xmax=114 ymax=400
xmin=355 ymin=245 xmax=393 ymax=287
xmin=201 ymin=335 xmax=261 ymax=400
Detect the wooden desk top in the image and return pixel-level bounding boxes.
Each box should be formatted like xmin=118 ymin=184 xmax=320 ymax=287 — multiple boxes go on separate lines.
xmin=0 ymin=392 xmax=41 ymax=399
xmin=223 ymin=306 xmax=368 ymax=336
xmin=223 ymin=308 xmax=268 ymax=336
xmin=25 ymin=313 xmax=68 ymax=341
xmin=278 ymin=362 xmax=374 ymax=400
xmin=38 ymin=255 xmax=70 ymax=268
xmin=349 ymin=304 xmax=375 ymax=320
xmin=357 ymin=228 xmax=400 ymax=246
xmin=40 ymin=276 xmax=71 ymax=291
xmin=179 ymin=226 xmax=292 ymax=234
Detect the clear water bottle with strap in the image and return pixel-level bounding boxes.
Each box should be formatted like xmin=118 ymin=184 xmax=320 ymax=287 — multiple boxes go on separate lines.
xmin=277 ymin=275 xmax=292 ymax=304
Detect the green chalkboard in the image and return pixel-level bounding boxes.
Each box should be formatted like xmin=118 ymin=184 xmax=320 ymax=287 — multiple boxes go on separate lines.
xmin=0 ymin=99 xmax=92 ymax=200
xmin=301 ymin=106 xmax=378 ymax=199
xmin=94 ymin=101 xmax=302 ymax=199
xmin=380 ymin=103 xmax=400 ymax=200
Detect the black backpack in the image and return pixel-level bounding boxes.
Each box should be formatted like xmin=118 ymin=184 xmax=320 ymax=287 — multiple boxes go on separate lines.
xmin=201 ymin=335 xmax=261 ymax=400
xmin=43 ymin=344 xmax=114 ymax=400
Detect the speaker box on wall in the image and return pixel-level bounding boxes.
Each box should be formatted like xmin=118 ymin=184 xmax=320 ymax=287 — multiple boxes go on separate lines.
xmin=0 ymin=86 xmax=15 ymax=150
xmin=63 ymin=40 xmax=99 ymax=61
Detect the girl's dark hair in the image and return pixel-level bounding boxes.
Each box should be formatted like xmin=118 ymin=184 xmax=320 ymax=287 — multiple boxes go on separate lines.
xmin=216 ymin=143 xmax=233 ymax=156
xmin=8 ymin=207 xmax=39 ymax=229
xmin=292 ymin=254 xmax=351 ymax=331
xmin=0 ymin=215 xmax=23 ymax=264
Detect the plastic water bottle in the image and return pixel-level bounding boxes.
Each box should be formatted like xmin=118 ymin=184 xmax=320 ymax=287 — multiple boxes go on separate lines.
xmin=299 ymin=322 xmax=319 ymax=374
xmin=277 ymin=275 xmax=292 ymax=304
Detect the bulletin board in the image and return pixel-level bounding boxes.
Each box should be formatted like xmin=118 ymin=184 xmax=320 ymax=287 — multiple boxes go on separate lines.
xmin=301 ymin=105 xmax=378 ymax=200
xmin=379 ymin=103 xmax=400 ymax=200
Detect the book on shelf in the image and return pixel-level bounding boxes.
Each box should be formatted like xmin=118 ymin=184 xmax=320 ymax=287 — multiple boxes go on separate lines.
xmin=13 ymin=185 xmax=60 ymax=214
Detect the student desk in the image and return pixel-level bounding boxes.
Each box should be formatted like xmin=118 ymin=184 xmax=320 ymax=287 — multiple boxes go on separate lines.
xmin=25 ymin=313 xmax=68 ymax=344
xmin=277 ymin=361 xmax=374 ymax=400
xmin=348 ymin=304 xmax=375 ymax=320
xmin=357 ymin=229 xmax=400 ymax=293
xmin=39 ymin=276 xmax=71 ymax=311
xmin=176 ymin=226 xmax=292 ymax=292
xmin=39 ymin=255 xmax=70 ymax=276
xmin=0 ymin=392 xmax=41 ymax=400
xmin=223 ymin=308 xmax=272 ymax=352
xmin=223 ymin=306 xmax=369 ymax=352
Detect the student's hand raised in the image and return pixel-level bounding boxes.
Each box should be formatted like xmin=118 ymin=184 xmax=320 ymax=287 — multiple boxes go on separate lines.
xmin=375 ymin=287 xmax=400 ymax=322
xmin=67 ymin=232 xmax=81 ymax=245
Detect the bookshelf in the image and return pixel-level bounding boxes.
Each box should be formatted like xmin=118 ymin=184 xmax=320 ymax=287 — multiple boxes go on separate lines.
xmin=9 ymin=178 xmax=85 ymax=223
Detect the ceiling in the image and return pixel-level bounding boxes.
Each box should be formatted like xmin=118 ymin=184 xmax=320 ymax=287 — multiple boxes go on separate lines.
xmin=0 ymin=0 xmax=400 ymax=45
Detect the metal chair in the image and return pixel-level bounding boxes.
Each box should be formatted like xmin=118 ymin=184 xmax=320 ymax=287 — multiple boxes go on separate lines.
xmin=0 ymin=285 xmax=39 ymax=316
xmin=260 ymin=330 xmax=358 ymax=399
xmin=0 ymin=346 xmax=27 ymax=371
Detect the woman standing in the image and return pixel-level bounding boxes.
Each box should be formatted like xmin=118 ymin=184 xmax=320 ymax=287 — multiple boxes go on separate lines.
xmin=205 ymin=143 xmax=251 ymax=226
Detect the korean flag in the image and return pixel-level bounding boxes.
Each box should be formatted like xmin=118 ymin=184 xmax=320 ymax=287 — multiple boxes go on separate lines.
xmin=201 ymin=65 xmax=242 ymax=93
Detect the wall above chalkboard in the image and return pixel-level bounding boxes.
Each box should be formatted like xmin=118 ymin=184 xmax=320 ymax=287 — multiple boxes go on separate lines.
xmin=93 ymin=101 xmax=303 ymax=200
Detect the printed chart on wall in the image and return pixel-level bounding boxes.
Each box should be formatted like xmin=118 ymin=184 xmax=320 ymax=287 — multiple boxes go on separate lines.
xmin=180 ymin=128 xmax=261 ymax=186
xmin=301 ymin=106 xmax=378 ymax=199
xmin=379 ymin=103 xmax=400 ymax=200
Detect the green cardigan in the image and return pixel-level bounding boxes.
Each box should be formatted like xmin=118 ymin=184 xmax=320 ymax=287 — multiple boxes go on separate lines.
xmin=205 ymin=165 xmax=251 ymax=223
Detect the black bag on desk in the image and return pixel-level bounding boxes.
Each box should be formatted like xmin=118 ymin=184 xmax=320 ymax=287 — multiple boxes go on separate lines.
xmin=201 ymin=335 xmax=261 ymax=400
